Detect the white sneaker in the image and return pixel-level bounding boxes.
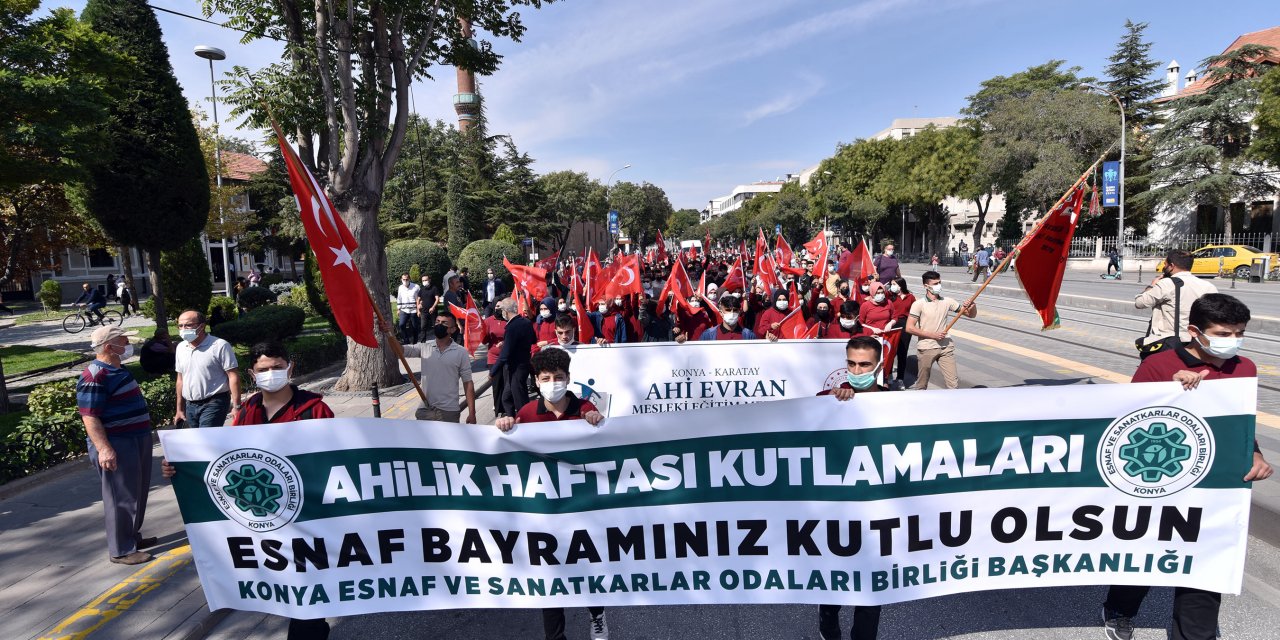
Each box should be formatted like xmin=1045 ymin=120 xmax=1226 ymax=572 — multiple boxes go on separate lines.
xmin=589 ymin=611 xmax=609 ymax=639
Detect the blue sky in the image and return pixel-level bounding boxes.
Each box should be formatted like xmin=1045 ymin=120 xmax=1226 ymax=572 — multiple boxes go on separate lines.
xmin=55 ymin=0 xmax=1279 ymax=209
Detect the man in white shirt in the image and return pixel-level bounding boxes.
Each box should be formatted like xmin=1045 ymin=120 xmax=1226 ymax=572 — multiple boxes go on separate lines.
xmin=391 ymin=311 xmax=477 ymax=423
xmin=395 ymin=273 xmax=421 ymax=344
xmin=173 ymin=310 xmax=240 ymax=428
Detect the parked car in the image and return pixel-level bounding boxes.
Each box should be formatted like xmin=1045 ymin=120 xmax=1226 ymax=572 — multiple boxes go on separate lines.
xmin=1157 ymin=244 xmax=1280 ymax=278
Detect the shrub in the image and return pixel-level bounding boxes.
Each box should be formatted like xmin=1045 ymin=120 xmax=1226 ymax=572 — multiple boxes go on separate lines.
xmin=139 ymin=297 xmax=157 ymax=320
xmin=38 ymin=280 xmax=62 ymax=311
xmin=457 ymin=239 xmax=520 ymax=296
xmin=161 ymin=239 xmax=213 ymax=320
xmin=287 ymin=333 xmax=347 ymax=375
xmin=303 ymin=252 xmax=333 ymax=321
xmin=268 ymin=282 xmax=297 ymax=296
xmin=207 ymin=296 xmax=238 ymax=326
xmin=236 ymin=285 xmax=277 ymax=311
xmin=259 ymin=272 xmax=285 ymax=288
xmin=492 ymin=223 xmax=519 ymax=246
xmin=279 ymin=285 xmax=318 ymax=317
xmin=28 ymin=379 xmax=76 ymax=420
xmin=211 ymin=304 xmax=305 ymax=345
xmin=386 ymin=239 xmax=450 ymax=290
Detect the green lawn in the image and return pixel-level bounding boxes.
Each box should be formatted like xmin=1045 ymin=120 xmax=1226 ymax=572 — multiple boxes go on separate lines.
xmin=11 ymin=310 xmax=64 ymax=326
xmin=0 ymin=345 xmax=85 ymax=376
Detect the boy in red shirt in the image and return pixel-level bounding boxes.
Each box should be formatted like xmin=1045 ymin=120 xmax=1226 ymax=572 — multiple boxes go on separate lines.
xmin=1103 ymin=294 xmax=1271 ymax=640
xmin=493 ymin=348 xmax=607 ymax=640
xmin=163 ymin=341 xmax=334 ymax=639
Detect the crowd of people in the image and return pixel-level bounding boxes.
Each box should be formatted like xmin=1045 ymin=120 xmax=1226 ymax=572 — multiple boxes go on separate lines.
xmin=71 ymin=243 xmax=1274 ymax=640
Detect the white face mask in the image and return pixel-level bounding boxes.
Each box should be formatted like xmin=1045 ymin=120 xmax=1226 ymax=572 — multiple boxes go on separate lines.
xmin=873 ymin=293 xmax=886 ymax=304
xmin=860 ymin=285 xmax=870 ymax=293
xmin=179 ymin=328 xmax=200 ymax=343
xmin=597 ymin=304 xmax=608 ymax=314
xmin=1192 ymin=326 xmax=1243 ymax=359
xmin=113 ymin=343 xmax=134 ymax=360
xmin=889 ymin=284 xmax=901 ymax=294
xmin=775 ymin=300 xmax=789 ymax=311
xmin=929 ymin=283 xmax=943 ymax=297
xmin=690 ymin=299 xmax=702 ymax=309
xmin=255 ymin=368 xmax=290 ymax=392
xmin=558 ymin=303 xmax=568 ymax=311
xmin=722 ymin=311 xmax=739 ymax=327
xmin=613 ymin=297 xmax=624 ymax=307
xmin=839 ymin=318 xmax=857 ymax=329
xmin=884 ymin=250 xmax=894 ymax=257
xmin=539 ymin=380 xmax=568 ymax=403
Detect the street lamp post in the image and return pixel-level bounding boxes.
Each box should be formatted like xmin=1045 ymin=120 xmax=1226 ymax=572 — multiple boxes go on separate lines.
xmin=195 ymin=45 xmax=231 ymax=297
xmin=1083 ymin=84 xmax=1126 ymax=263
xmin=606 ymin=163 xmax=631 ymax=253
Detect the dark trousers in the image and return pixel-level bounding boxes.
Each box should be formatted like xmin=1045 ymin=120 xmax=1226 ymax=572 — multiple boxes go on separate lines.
xmin=1105 ymin=585 xmax=1221 ymax=640
xmin=490 ymin=364 xmax=507 ymax=416
xmin=542 ymin=606 xmax=604 ymax=640
xmin=287 ymin=617 xmax=330 ymax=640
xmin=818 ymin=604 xmax=882 ymax=640
xmin=397 ymin=311 xmax=419 ymax=344
xmin=502 ymin=363 xmax=530 ymax=416
xmin=88 ymin=434 xmax=153 ymax=558
xmin=1108 ymin=257 xmax=1121 ymax=274
xmin=186 ymin=392 xmax=230 ymax=428
xmin=895 ymin=334 xmax=913 ymax=381
xmin=87 ymin=302 xmax=106 ymax=322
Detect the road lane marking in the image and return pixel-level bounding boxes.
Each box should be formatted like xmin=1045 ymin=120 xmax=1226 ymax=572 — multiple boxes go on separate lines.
xmin=951 ymin=328 xmax=1280 ymax=433
xmin=39 ymin=545 xmax=193 ymax=640
xmin=961 ymin=281 xmax=1280 ymax=322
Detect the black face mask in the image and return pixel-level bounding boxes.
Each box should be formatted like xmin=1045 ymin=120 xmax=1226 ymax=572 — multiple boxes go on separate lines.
xmin=815 ymin=309 xmax=831 ymax=322
xmin=433 ymin=324 xmax=450 ymax=339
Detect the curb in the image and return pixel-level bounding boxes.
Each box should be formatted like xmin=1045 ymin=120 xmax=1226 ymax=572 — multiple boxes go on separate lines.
xmin=0 ymin=453 xmax=88 ymax=500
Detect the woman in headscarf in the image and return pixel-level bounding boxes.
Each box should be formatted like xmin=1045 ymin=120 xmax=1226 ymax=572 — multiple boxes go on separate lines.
xmin=534 ymin=296 xmax=558 ymax=346
xmin=857 ymin=281 xmax=895 ymax=338
xmin=753 ymin=288 xmax=792 ymax=338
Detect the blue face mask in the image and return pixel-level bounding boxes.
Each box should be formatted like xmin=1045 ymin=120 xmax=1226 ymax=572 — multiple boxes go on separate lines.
xmin=847 ymin=369 xmax=878 ymax=390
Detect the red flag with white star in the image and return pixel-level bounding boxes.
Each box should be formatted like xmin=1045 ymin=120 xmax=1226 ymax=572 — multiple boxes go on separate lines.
xmin=271 ymin=121 xmax=377 ymax=348
xmin=447 ymin=297 xmax=484 ymax=357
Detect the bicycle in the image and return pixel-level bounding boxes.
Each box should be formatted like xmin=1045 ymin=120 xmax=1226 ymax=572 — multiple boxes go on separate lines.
xmin=63 ymin=304 xmax=123 ymax=334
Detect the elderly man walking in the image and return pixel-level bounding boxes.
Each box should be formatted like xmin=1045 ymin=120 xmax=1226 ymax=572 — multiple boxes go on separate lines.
xmin=174 ymin=310 xmax=240 ymax=428
xmin=77 ymin=326 xmax=157 ymax=565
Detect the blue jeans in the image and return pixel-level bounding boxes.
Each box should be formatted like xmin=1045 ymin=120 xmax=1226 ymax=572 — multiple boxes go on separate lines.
xmin=86 ymin=302 xmax=106 ymax=322
xmin=186 ymin=393 xmax=230 ymax=428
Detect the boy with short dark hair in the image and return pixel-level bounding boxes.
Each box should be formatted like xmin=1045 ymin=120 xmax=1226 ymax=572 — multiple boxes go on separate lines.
xmin=493 ymin=348 xmax=608 ymax=640
xmin=698 ymin=294 xmax=757 ymax=340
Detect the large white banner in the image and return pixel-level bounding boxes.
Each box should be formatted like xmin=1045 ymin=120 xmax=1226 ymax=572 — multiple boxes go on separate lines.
xmin=563 ymin=340 xmax=850 ymax=415
xmin=161 ymin=379 xmax=1258 ymax=618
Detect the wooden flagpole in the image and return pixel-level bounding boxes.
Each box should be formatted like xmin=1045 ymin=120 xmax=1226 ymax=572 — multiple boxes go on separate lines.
xmin=942 ymin=143 xmax=1118 ymax=334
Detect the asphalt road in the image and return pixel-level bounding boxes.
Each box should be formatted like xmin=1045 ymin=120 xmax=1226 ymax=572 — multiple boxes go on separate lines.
xmin=204 ymin=270 xmax=1280 ymax=640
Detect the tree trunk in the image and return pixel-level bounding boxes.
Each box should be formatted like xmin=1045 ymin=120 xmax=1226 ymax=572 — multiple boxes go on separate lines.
xmin=146 ymin=248 xmax=167 ymax=331
xmin=1222 ymin=201 xmax=1233 ymax=243
xmin=119 ymin=246 xmax=137 ymax=303
xmin=331 ymin=199 xmax=400 ymax=392
xmin=0 ymin=354 xmax=10 ymax=414
xmin=972 ymin=194 xmax=991 ymax=253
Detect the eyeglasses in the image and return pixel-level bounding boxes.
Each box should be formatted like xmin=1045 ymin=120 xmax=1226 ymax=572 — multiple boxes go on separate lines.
xmin=176 ymin=322 xmax=203 ymax=329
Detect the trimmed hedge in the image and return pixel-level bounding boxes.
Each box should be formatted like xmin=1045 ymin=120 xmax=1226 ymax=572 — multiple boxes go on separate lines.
xmin=211 ymin=304 xmax=305 ymax=345
xmin=236 ymin=285 xmax=276 ymax=311
xmin=161 ymin=238 xmax=213 ymax=319
xmin=39 ymin=280 xmax=62 ymax=311
xmin=386 ymin=239 xmax=450 ymax=291
xmin=208 ymin=295 xmax=237 ymax=326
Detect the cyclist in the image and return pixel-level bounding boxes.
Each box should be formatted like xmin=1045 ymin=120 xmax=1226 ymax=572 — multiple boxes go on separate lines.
xmin=73 ymin=283 xmax=108 ymax=325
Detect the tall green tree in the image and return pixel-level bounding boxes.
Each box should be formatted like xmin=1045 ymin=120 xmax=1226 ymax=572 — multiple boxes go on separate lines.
xmin=876 ymin=126 xmax=980 ymax=252
xmin=77 ymin=0 xmax=209 ymax=329
xmin=666 ymin=208 xmax=702 ymax=238
xmin=491 ymin=138 xmax=545 ymax=239
xmin=1250 ymin=65 xmax=1280 ymax=167
xmin=0 ymin=0 xmax=127 ymax=287
xmin=1135 ymin=45 xmax=1277 ymax=240
xmin=810 ymin=137 xmax=896 ymax=238
xmin=207 ymin=0 xmax=551 ymax=390
xmin=962 ymin=60 xmax=1089 ymax=120
xmin=536 ymin=170 xmax=607 ymax=251
xmin=609 ymin=181 xmax=673 ymax=246
xmin=1104 ymin=19 xmax=1165 ymax=128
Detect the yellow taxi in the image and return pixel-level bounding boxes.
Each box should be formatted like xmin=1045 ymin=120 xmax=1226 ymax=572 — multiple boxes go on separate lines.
xmin=1157 ymin=245 xmax=1280 ymax=278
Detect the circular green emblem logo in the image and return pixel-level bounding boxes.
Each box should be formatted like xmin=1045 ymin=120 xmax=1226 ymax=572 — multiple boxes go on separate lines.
xmin=1097 ymin=406 xmax=1214 ymax=498
xmin=205 ymin=448 xmax=303 ymax=531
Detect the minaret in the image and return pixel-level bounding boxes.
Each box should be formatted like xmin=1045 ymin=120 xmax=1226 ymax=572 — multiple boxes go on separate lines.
xmin=452 ymin=18 xmax=480 ymax=132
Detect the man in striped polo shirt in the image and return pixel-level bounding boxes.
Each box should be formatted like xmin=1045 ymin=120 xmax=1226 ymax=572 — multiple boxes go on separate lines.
xmin=77 ymin=325 xmax=157 ymax=565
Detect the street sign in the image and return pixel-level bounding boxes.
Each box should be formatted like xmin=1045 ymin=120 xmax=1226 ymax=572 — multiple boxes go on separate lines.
xmin=522 ymin=237 xmax=534 ymax=247
xmin=775 ymin=224 xmax=782 ymax=237
xmin=608 ymin=210 xmax=619 ymax=235
xmin=1102 ymin=161 xmax=1119 ymax=207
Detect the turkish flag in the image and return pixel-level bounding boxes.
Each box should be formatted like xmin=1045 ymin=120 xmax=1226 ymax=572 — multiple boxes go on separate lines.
xmin=1015 ymin=183 xmax=1087 ymax=329
xmin=447 ymin=298 xmax=483 ymax=357
xmin=504 ymin=256 xmax=548 ymax=303
xmin=704 ymin=230 xmax=711 ymax=256
xmin=659 ymin=257 xmax=695 ymax=311
xmin=838 ymin=241 xmax=875 ymax=283
xmin=775 ymin=308 xmax=813 ymax=340
xmin=696 ymin=271 xmax=722 ymax=324
xmin=1087 ymin=182 xmax=1102 ymax=218
xmin=584 ymin=247 xmax=602 ymax=304
xmin=601 ymin=254 xmax=643 ymax=299
xmin=803 ymin=230 xmax=828 ymax=267
xmin=535 ymin=250 xmax=559 ymax=274
xmin=655 ymin=230 xmax=668 ymax=264
xmin=775 ymin=232 xmax=794 ymax=267
xmin=720 ymin=256 xmax=747 ymax=292
xmin=571 ymin=268 xmax=593 ymax=341
xmin=754 ymin=229 xmax=780 ymax=293
xmin=271 ymin=120 xmax=377 ymax=348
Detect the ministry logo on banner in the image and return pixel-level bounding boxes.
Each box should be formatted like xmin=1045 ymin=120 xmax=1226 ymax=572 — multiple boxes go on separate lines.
xmin=1097 ymin=406 xmax=1215 ymax=498
xmin=205 ymin=448 xmax=304 ymax=531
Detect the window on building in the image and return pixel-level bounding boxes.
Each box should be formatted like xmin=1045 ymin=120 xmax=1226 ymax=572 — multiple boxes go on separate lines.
xmin=87 ymin=248 xmax=115 ymax=269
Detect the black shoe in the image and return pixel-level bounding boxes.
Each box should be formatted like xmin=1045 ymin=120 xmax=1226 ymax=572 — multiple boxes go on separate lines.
xmin=1102 ymin=607 xmax=1134 ymax=640
xmin=137 ymin=536 xmax=159 ymax=549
